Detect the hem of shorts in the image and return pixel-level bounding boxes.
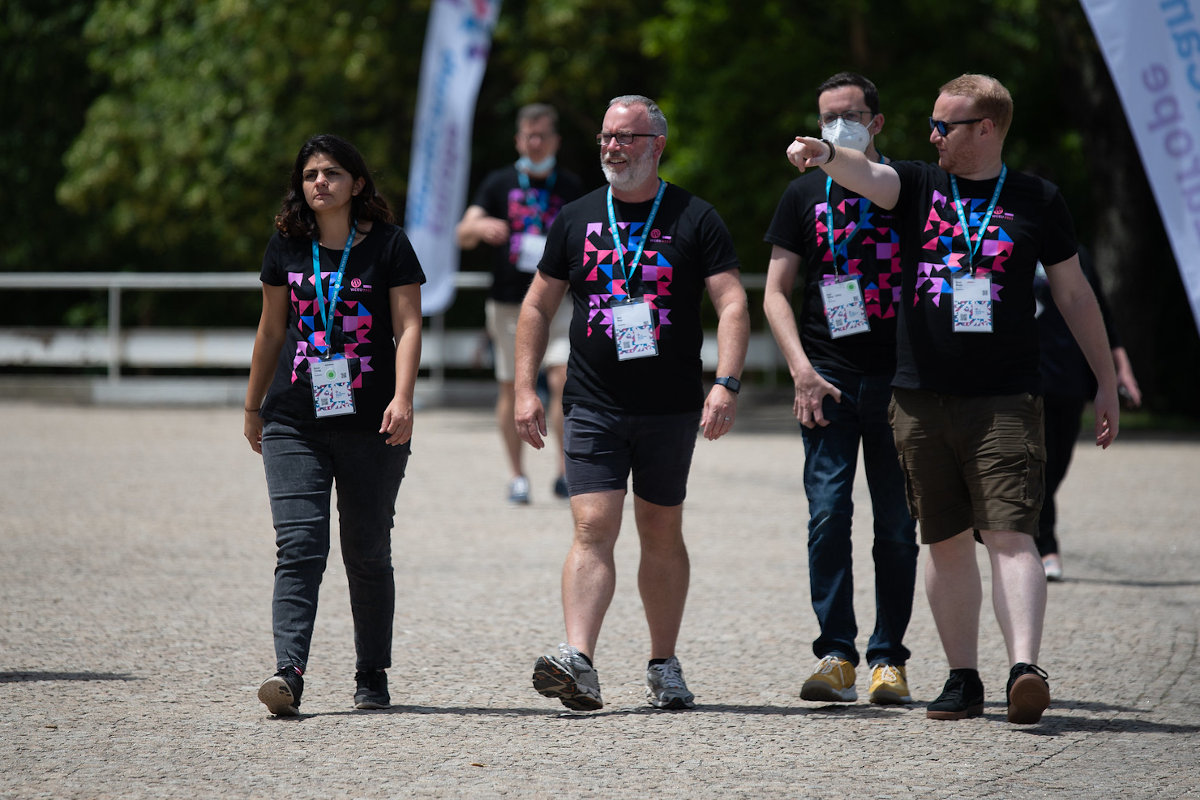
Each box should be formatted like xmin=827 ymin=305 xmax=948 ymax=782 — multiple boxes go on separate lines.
xmin=973 ymin=521 xmax=1040 ymax=537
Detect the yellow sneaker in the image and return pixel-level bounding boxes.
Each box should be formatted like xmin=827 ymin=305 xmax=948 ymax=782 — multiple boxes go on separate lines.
xmin=869 ymin=663 xmax=913 ymax=704
xmin=800 ymin=655 xmax=857 ymax=702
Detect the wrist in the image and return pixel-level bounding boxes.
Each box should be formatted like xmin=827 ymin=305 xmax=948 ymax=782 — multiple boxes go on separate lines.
xmin=714 ymin=375 xmax=741 ymax=394
xmin=824 ymin=140 xmax=837 ymax=165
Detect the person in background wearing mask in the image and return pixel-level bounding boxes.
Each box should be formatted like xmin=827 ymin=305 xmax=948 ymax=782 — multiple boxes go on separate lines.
xmin=457 ymin=104 xmax=584 ymax=504
xmin=763 ymin=72 xmax=919 ymax=707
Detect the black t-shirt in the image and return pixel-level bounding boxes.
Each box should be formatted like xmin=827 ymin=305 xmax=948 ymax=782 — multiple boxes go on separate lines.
xmin=471 ymin=165 xmax=584 ymax=303
xmin=259 ymin=223 xmax=426 ymax=430
xmin=764 ymin=169 xmax=902 ymax=376
xmin=890 ymin=161 xmax=1077 ymax=395
xmin=539 ymin=183 xmax=740 ymax=414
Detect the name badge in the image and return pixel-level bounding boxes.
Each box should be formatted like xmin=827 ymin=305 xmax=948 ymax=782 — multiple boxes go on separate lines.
xmin=819 ymin=277 xmax=870 ymax=338
xmin=311 ymin=356 xmax=356 ymax=417
xmin=611 ymin=298 xmax=658 ymax=361
xmin=953 ymin=273 xmax=993 ymax=333
xmin=516 ymin=233 xmax=548 ymax=274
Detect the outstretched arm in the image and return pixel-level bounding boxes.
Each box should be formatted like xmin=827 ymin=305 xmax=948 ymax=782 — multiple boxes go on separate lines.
xmin=786 ymin=136 xmax=901 ymax=210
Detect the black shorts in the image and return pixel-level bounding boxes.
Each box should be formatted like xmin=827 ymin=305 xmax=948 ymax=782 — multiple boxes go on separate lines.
xmin=562 ymin=404 xmax=702 ymax=507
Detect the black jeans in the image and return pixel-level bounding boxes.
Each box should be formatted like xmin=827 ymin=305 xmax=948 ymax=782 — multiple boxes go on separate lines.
xmin=1037 ymin=395 xmax=1086 ymax=557
xmin=261 ymin=421 xmax=410 ymax=673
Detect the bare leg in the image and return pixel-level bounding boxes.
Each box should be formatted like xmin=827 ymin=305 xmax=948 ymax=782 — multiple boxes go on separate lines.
xmin=562 ymin=490 xmax=625 ymax=659
xmin=634 ymin=496 xmax=689 ymax=660
xmin=495 ymin=380 xmax=523 ymax=479
xmin=925 ymin=530 xmax=982 ymax=669
xmin=980 ymin=529 xmax=1046 ymax=665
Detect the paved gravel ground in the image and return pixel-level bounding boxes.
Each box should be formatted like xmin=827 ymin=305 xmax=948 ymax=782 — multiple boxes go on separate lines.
xmin=1 ymin=394 xmax=1197 ymax=799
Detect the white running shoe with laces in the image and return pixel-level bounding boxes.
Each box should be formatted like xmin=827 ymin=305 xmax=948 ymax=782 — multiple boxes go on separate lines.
xmin=646 ymin=655 xmax=696 ymax=709
xmin=532 ymin=643 xmax=602 ymax=710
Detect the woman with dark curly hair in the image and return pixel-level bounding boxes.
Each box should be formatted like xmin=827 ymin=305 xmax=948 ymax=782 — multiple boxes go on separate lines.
xmin=243 ymin=134 xmax=425 ymax=716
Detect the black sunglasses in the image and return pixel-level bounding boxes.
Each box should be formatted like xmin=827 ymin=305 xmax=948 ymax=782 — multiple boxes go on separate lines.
xmin=929 ymin=117 xmax=984 ymax=136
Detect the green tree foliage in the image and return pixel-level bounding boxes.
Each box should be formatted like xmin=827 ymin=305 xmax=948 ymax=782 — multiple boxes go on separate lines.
xmin=1 ymin=0 xmax=98 ymax=270
xmin=9 ymin=0 xmax=1197 ymax=413
xmin=57 ymin=0 xmax=430 ymax=270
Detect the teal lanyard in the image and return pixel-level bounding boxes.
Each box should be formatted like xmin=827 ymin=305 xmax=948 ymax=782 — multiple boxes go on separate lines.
xmin=606 ymin=179 xmax=667 ymax=296
xmin=311 ymin=221 xmax=357 ymax=357
xmin=950 ymin=165 xmax=1006 ymax=270
xmin=820 ymin=153 xmax=888 ymax=275
xmin=517 ymin=169 xmax=556 ymax=229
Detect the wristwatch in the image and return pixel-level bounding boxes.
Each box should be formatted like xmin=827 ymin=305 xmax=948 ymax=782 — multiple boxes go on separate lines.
xmin=714 ymin=376 xmax=741 ymax=394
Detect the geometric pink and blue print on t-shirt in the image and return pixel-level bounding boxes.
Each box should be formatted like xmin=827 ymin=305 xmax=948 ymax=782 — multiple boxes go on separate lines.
xmin=288 ymin=272 xmax=374 ymax=387
xmin=581 ymin=221 xmax=673 ymax=340
xmin=917 ymin=192 xmax=1014 ymax=306
xmin=505 ymin=188 xmax=563 ymax=264
xmin=814 ymin=198 xmax=902 ymax=319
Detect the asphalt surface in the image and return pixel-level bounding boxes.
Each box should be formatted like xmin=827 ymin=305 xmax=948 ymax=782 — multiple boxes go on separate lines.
xmin=1 ymin=391 xmax=1197 ymax=798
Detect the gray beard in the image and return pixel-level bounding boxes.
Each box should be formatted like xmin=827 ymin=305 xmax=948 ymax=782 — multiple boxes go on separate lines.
xmin=602 ymin=150 xmax=655 ymax=192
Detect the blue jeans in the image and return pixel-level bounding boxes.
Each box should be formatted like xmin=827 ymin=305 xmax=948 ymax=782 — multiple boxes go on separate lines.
xmin=261 ymin=421 xmax=410 ymax=673
xmin=801 ymin=369 xmax=918 ymax=667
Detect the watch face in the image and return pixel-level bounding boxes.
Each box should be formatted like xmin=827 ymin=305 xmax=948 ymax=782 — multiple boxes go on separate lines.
xmin=718 ymin=376 xmax=740 ymax=392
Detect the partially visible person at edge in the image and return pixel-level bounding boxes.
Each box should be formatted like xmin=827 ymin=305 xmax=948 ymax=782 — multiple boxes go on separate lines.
xmin=1035 ymin=245 xmax=1140 ymax=581
xmin=244 ymin=133 xmax=425 ymax=717
xmin=515 ymin=95 xmax=749 ymax=712
xmin=787 ymin=73 xmax=1119 ymax=725
xmin=457 ymin=103 xmax=584 ymax=505
xmin=763 ymin=72 xmax=919 ymax=708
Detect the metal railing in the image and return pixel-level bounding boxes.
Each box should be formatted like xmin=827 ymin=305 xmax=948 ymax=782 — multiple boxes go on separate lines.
xmin=0 ymin=271 xmax=773 ymax=381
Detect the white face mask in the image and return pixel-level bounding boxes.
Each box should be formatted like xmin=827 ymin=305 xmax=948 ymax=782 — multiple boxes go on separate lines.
xmin=821 ymin=117 xmax=872 ymax=152
xmin=516 ymin=155 xmax=556 ymax=175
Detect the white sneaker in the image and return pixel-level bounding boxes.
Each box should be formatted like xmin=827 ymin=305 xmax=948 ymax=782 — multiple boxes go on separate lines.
xmin=646 ymin=656 xmax=696 ymax=709
xmin=532 ymin=643 xmax=602 ymax=710
xmin=507 ymin=476 xmax=530 ymax=504
xmin=1042 ymin=553 xmax=1063 ymax=582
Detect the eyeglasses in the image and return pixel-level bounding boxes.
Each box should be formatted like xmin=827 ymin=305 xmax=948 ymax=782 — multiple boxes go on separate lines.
xmin=819 ymin=110 xmax=874 ymax=126
xmin=596 ymin=132 xmax=659 ymax=146
xmin=929 ymin=117 xmax=984 ymax=136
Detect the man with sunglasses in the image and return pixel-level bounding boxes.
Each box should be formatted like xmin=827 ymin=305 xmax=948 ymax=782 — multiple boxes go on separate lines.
xmin=515 ymin=95 xmax=749 ymax=712
xmin=763 ymin=73 xmax=919 ymax=708
xmin=787 ymin=74 xmax=1120 ymax=725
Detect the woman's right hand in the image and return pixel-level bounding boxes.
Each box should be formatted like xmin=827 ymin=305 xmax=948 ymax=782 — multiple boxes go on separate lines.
xmin=244 ymin=409 xmax=265 ymax=454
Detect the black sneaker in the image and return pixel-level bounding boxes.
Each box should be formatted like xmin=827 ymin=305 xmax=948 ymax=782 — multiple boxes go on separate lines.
xmin=1006 ymin=663 xmax=1050 ymax=724
xmin=354 ymin=669 xmax=391 ymax=710
xmin=926 ymin=669 xmax=984 ymax=720
xmin=258 ymin=666 xmax=304 ymax=716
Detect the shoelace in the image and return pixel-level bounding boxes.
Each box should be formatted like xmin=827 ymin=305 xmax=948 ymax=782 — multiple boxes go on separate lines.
xmin=655 ymin=660 xmax=686 ymax=689
xmin=559 ymin=643 xmax=591 ymax=673
xmin=814 ymin=656 xmax=844 ymax=674
xmin=876 ymin=665 xmax=902 ymax=684
xmin=1012 ymin=663 xmax=1049 ymax=682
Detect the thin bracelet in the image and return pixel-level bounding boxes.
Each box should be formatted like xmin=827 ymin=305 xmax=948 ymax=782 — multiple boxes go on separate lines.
xmin=244 ymin=406 xmax=261 ymax=412
xmin=825 ymin=140 xmax=837 ymax=164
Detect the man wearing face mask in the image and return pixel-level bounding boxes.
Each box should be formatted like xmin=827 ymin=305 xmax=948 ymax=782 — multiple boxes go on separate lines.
xmin=458 ymin=104 xmax=584 ymax=504
xmin=763 ymin=72 xmax=919 ymax=706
